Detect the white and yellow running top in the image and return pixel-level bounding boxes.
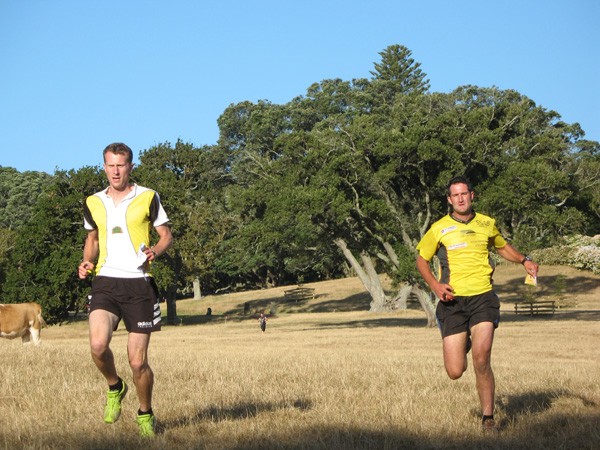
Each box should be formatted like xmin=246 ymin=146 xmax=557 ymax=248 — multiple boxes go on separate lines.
xmin=83 ymin=184 xmax=169 ymax=278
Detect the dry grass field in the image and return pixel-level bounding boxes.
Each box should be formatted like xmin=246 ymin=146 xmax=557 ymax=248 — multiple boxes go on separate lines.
xmin=1 ymin=263 xmax=598 ymax=449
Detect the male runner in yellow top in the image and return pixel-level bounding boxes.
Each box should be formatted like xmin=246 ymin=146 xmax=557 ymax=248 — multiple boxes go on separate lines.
xmin=78 ymin=143 xmax=173 ymax=437
xmin=416 ymin=176 xmax=538 ymax=432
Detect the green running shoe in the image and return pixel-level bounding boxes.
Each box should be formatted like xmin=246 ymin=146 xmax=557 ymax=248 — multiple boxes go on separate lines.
xmin=103 ymin=381 xmax=128 ymax=424
xmin=136 ymin=413 xmax=156 ymax=438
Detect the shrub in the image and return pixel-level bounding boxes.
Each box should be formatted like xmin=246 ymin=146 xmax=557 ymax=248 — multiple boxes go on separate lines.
xmin=531 ymin=235 xmax=600 ymax=274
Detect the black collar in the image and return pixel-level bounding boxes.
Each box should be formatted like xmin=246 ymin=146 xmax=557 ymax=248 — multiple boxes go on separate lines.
xmin=450 ymin=212 xmax=475 ymax=224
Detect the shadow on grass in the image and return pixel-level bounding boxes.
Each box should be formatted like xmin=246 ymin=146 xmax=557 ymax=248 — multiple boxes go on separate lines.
xmin=4 ymin=393 xmax=598 ymax=449
xmin=223 ymin=412 xmax=600 ymax=449
xmin=218 ymin=292 xmax=373 ymax=316
xmin=495 ymin=273 xmax=600 ymax=302
xmin=224 ymin=415 xmax=600 ymax=449
xmin=160 ymin=392 xmax=599 ymax=448
xmin=161 ymin=398 xmax=313 ymax=430
xmin=169 ymin=291 xmax=374 ymax=327
xmin=10 ymin=413 xmax=599 ymax=450
xmin=171 ymin=310 xmax=431 ymax=329
xmin=500 ymin=309 xmax=600 ymax=323
xmin=497 ymin=389 xmax=598 ymax=428
xmin=313 ymin=316 xmax=429 ymax=330
xmin=301 ymin=292 xmax=372 ymax=313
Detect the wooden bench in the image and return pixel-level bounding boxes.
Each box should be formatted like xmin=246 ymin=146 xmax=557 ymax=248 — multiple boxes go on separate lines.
xmin=514 ymin=301 xmax=556 ymax=316
xmin=284 ymin=286 xmax=315 ymax=302
xmin=556 ymin=299 xmax=578 ymax=309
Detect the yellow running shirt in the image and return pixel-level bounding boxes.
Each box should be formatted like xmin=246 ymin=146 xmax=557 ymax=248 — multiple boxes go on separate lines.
xmin=416 ymin=213 xmax=507 ymax=296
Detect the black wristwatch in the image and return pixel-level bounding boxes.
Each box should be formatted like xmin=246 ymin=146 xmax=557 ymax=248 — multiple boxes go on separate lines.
xmin=521 ymin=256 xmax=533 ymax=264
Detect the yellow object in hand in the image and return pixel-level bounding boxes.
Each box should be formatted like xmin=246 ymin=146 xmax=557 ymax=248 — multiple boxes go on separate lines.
xmin=524 ymin=274 xmax=537 ymax=286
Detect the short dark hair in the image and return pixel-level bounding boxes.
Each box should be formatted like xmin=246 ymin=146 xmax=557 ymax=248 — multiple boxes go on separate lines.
xmin=446 ymin=176 xmax=473 ymax=195
xmin=103 ymin=142 xmax=133 ymax=164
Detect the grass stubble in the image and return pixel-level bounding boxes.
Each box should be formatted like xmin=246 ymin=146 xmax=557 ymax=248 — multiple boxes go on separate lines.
xmin=0 ymin=264 xmax=598 ymax=449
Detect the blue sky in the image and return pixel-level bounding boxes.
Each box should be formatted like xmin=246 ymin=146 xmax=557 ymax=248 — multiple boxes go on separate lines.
xmin=1 ymin=0 xmax=598 ymax=174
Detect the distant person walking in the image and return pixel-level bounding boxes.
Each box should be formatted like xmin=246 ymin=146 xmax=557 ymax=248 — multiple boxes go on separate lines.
xmin=258 ymin=312 xmax=267 ymax=332
xmin=77 ymin=143 xmax=173 ymax=438
xmin=416 ymin=176 xmax=538 ymax=432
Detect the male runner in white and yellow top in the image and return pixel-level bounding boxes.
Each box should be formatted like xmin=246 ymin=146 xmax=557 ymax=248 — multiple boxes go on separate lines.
xmin=416 ymin=176 xmax=538 ymax=432
xmin=78 ymin=143 xmax=173 ymax=438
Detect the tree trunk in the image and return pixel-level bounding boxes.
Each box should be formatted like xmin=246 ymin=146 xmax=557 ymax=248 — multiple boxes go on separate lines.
xmin=166 ymin=284 xmax=178 ymax=325
xmin=382 ymin=241 xmax=400 ymax=267
xmin=334 ymin=238 xmax=389 ymax=311
xmin=334 ymin=238 xmax=437 ymax=326
xmin=391 ymin=284 xmax=412 ymax=310
xmin=360 ymin=252 xmax=388 ymax=312
xmin=411 ymin=285 xmax=437 ymax=327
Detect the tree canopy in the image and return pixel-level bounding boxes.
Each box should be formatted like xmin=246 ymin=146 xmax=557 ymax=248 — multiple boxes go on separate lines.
xmin=1 ymin=45 xmax=598 ymax=324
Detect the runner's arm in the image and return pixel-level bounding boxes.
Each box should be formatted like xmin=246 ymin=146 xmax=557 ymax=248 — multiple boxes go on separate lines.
xmin=496 ymin=243 xmax=539 ymax=277
xmin=145 ymin=224 xmax=173 ymax=261
xmin=416 ymin=255 xmax=455 ymax=301
xmin=78 ymin=229 xmax=99 ymax=279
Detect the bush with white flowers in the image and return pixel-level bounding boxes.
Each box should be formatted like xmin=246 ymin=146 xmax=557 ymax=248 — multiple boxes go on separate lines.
xmin=531 ymin=235 xmax=600 ymax=274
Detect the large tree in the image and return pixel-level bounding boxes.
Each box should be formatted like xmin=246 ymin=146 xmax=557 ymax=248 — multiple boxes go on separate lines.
xmin=134 ymin=140 xmax=236 ymax=296
xmin=369 ymin=44 xmax=430 ymax=106
xmin=216 ymin=47 xmax=596 ymax=326
xmin=1 ymin=45 xmax=597 ymax=325
xmin=0 ymin=167 xmax=52 ymax=230
xmin=1 ymin=167 xmax=105 ymax=322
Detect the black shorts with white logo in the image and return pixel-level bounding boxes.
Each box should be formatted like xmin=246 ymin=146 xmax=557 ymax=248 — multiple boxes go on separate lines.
xmin=89 ymin=276 xmax=161 ymax=333
xmin=436 ymin=290 xmax=500 ymax=338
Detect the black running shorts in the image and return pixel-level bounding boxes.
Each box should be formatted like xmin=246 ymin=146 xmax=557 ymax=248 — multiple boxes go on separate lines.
xmin=88 ymin=276 xmax=161 ymax=333
xmin=436 ymin=290 xmax=500 ymax=338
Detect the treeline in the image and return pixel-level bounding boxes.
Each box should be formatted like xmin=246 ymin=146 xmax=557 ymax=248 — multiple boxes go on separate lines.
xmin=1 ymin=45 xmax=598 ymax=324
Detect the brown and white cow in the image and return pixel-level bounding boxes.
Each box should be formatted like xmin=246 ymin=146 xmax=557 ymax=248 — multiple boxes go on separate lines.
xmin=0 ymin=302 xmax=47 ymax=345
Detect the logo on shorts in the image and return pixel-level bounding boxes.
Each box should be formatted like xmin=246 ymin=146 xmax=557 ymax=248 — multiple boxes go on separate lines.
xmin=137 ymin=321 xmax=153 ymax=328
